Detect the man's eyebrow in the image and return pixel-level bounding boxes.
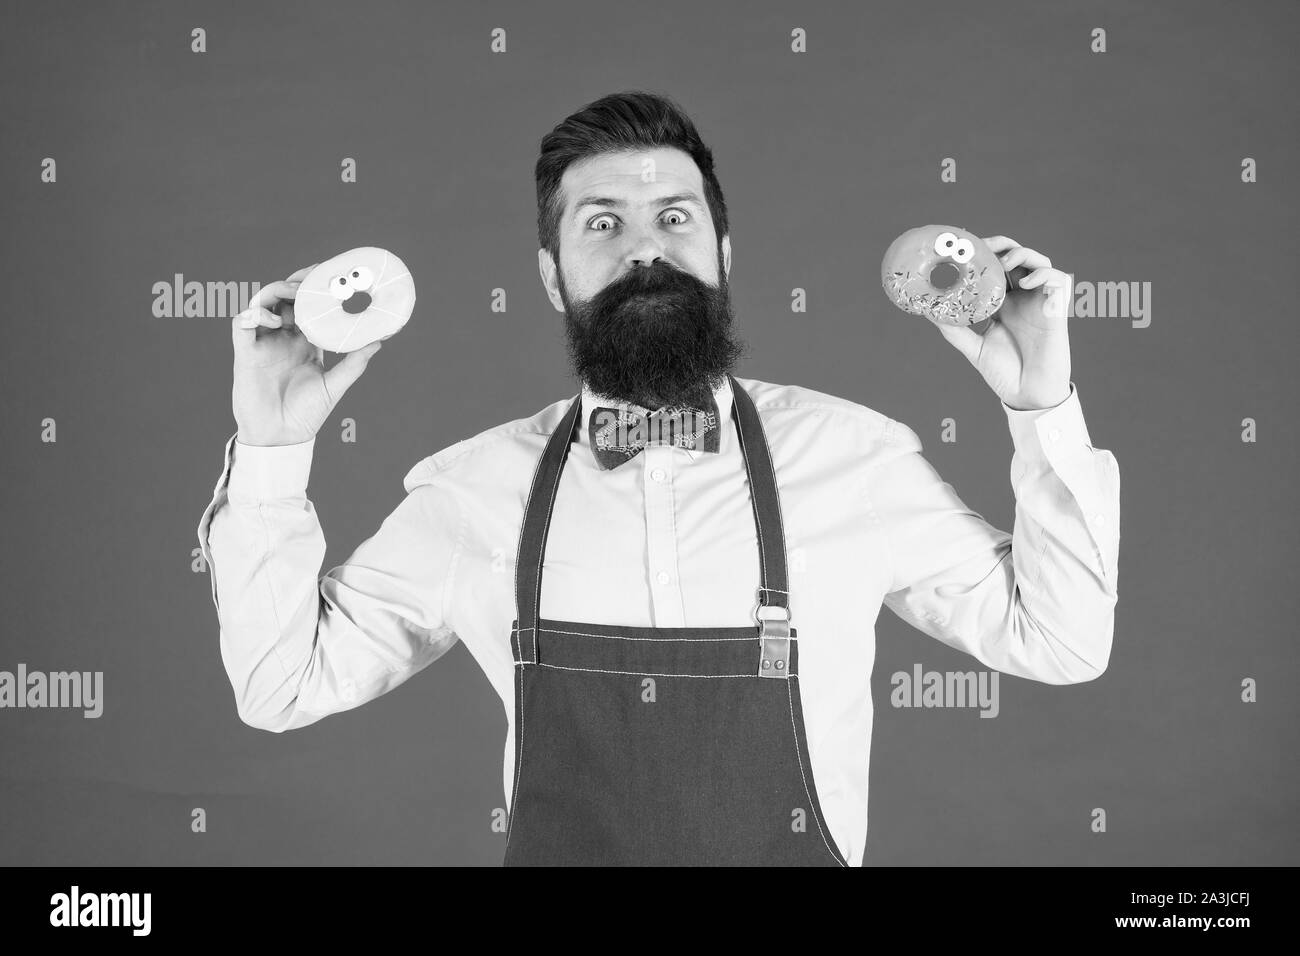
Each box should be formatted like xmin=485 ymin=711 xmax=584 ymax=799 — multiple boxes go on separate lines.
xmin=570 ymin=192 xmax=705 ymax=216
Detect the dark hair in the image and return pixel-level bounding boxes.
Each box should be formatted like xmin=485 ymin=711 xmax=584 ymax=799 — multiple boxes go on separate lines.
xmin=535 ymin=90 xmax=729 ymax=260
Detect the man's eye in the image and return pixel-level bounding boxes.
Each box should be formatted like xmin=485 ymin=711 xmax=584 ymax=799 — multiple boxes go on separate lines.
xmin=661 ymin=208 xmax=689 ymax=225
xmin=588 ymin=215 xmax=617 ymax=231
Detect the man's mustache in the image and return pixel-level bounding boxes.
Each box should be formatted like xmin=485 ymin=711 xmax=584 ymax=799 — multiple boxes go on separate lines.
xmin=592 ymin=262 xmax=709 ymax=307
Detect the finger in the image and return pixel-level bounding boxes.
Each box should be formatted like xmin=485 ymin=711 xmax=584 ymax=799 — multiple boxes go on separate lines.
xmin=999 ymin=247 xmax=1051 ymax=273
xmin=1016 ymin=267 xmax=1068 ymax=291
xmin=1044 ymin=281 xmax=1072 ymax=321
xmin=934 ymin=321 xmax=984 ymax=365
xmin=981 ymin=235 xmax=1021 ymax=255
xmin=248 ymin=279 xmax=302 ymax=313
xmin=284 ymin=263 xmax=319 ymax=284
xmin=233 ymin=306 xmax=282 ymax=330
xmin=1024 ymin=269 xmax=1073 ymax=319
xmin=231 ymin=314 xmax=256 ymax=348
xmin=321 ymin=340 xmax=383 ymax=404
xmin=230 ymin=308 xmax=280 ymax=350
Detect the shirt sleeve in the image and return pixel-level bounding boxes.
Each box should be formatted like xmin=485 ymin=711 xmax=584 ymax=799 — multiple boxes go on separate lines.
xmin=195 ymin=434 xmax=464 ymax=731
xmin=874 ymin=383 xmax=1120 ymax=684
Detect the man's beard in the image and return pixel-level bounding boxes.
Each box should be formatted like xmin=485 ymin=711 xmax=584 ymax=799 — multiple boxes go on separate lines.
xmin=558 ymin=254 xmax=745 ymax=410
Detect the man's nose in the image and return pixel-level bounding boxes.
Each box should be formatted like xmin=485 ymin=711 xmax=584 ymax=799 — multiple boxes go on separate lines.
xmin=625 ymin=226 xmax=667 ymax=268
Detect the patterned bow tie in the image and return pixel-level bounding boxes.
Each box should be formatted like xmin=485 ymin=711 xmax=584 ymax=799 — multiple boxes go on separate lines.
xmin=588 ymin=394 xmax=722 ymax=470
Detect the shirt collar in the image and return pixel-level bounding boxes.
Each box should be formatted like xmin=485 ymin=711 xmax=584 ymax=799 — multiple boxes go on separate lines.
xmin=576 ymin=377 xmax=736 ymax=461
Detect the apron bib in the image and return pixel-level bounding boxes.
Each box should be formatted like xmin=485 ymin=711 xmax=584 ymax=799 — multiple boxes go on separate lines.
xmin=505 ymin=374 xmax=847 ymax=866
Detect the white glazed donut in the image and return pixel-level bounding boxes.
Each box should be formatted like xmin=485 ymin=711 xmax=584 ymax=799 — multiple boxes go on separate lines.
xmin=294 ymin=247 xmax=416 ymax=352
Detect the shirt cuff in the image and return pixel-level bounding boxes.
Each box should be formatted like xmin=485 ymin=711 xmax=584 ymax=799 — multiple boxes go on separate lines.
xmin=1001 ymin=382 xmax=1093 ymax=465
xmin=227 ymin=437 xmax=316 ymax=501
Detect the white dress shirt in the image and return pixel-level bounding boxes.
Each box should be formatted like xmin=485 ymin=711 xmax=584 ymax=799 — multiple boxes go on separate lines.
xmin=196 ymin=375 xmax=1120 ymax=866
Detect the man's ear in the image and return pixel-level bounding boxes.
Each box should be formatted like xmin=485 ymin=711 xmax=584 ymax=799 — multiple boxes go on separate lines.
xmin=721 ymin=234 xmax=732 ymax=281
xmin=538 ymin=247 xmax=565 ymax=313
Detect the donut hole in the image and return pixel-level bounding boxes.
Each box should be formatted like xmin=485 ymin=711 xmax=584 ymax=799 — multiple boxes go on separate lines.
xmin=342 ymin=290 xmax=372 ymax=315
xmin=929 ymin=261 xmax=961 ymax=290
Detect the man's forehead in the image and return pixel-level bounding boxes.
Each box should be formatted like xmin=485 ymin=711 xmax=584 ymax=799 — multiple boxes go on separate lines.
xmin=560 ymin=148 xmax=703 ymax=209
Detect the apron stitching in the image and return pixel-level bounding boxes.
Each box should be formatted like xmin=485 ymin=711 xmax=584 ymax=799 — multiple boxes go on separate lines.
xmin=787 ymin=678 xmax=846 ymax=866
xmin=518 ymin=661 xmax=763 ymax=679
xmin=505 ymin=660 xmax=524 ymax=851
xmin=515 ymin=626 xmax=788 ymax=643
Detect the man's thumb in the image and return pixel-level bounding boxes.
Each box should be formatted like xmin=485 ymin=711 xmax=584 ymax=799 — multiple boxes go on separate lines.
xmin=934 ymin=321 xmax=984 ymax=366
xmin=323 ymin=340 xmax=382 ymax=403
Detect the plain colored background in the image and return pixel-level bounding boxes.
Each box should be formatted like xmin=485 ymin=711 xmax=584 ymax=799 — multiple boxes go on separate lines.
xmin=1 ymin=0 xmax=1296 ymax=865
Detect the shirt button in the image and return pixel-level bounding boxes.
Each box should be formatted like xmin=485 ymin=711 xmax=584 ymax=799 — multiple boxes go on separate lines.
xmin=656 ymin=571 xmax=671 ymax=585
xmin=1092 ymin=513 xmax=1106 ymax=526
xmin=650 ymin=467 xmax=666 ymax=482
xmin=1048 ymin=428 xmax=1061 ymax=442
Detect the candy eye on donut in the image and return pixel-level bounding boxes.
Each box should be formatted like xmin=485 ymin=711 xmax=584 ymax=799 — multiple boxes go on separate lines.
xmin=933 ymin=232 xmax=958 ymax=257
xmin=328 ymin=275 xmax=352 ymax=301
xmin=952 ymin=239 xmax=974 ymax=264
xmin=347 ymin=265 xmax=375 ymax=292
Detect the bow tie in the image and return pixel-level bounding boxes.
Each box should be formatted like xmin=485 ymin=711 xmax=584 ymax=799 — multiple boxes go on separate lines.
xmin=587 ymin=395 xmax=722 ymax=470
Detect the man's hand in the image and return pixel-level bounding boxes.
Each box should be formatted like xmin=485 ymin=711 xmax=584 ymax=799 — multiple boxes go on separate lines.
xmin=231 ymin=263 xmax=383 ymax=446
xmin=933 ymin=236 xmax=1073 ymax=411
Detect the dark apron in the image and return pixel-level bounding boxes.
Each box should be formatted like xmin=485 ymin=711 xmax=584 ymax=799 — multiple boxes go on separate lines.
xmin=505 ymin=374 xmax=847 ymax=866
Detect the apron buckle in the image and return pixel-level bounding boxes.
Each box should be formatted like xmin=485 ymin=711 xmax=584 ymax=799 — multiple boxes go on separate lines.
xmin=755 ymin=600 xmax=792 ymax=679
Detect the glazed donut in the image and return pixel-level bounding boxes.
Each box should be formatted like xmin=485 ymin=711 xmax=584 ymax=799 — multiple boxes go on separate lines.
xmin=293 ymin=247 xmax=416 ymax=352
xmin=880 ymin=225 xmax=1005 ymax=326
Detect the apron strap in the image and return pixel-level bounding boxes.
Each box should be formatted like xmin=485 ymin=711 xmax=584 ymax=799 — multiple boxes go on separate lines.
xmin=728 ymin=373 xmax=791 ymax=614
xmin=513 ymin=391 xmax=584 ymax=638
xmin=514 ymin=374 xmax=790 ymax=635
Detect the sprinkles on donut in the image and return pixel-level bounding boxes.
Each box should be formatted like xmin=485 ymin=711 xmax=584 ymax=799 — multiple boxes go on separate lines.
xmin=881 ymin=225 xmax=1006 ymax=326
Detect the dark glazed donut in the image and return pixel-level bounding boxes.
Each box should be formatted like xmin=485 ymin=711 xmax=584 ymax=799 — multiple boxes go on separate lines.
xmin=881 ymin=225 xmax=1006 ymax=326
